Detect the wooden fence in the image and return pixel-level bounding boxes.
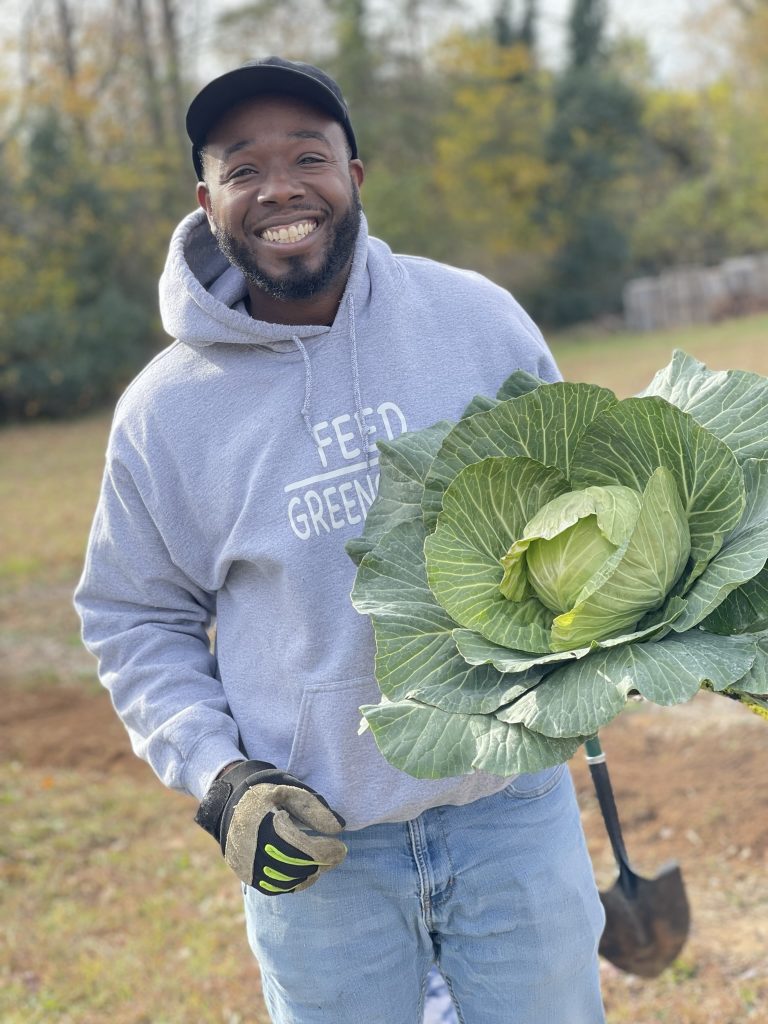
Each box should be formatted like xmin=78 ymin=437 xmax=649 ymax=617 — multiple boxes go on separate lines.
xmin=623 ymin=253 xmax=768 ymax=331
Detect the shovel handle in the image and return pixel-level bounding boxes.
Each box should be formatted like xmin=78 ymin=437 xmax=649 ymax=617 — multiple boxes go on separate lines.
xmin=584 ymin=736 xmax=635 ymax=894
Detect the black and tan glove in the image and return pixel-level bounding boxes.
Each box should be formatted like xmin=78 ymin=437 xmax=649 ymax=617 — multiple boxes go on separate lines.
xmin=194 ymin=760 xmax=347 ymax=895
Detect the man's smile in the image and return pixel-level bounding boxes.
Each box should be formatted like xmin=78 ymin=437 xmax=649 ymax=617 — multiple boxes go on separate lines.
xmin=259 ymin=219 xmax=319 ymax=244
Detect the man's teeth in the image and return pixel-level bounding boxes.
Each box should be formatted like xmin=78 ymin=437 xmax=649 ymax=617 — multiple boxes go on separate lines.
xmin=261 ymin=221 xmax=318 ymax=243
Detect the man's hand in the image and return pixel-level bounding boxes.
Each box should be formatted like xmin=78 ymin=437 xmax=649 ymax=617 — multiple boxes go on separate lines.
xmin=194 ymin=760 xmax=347 ymax=894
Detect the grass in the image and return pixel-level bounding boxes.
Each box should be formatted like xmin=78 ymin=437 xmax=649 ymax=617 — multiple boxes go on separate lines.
xmin=2 ymin=312 xmax=768 ymax=1022
xmin=0 ymin=764 xmax=269 ymax=1024
xmin=550 ymin=312 xmax=768 ymax=397
xmin=0 ymin=410 xmax=111 ymax=589
xmin=0 ymin=411 xmax=111 ymax=689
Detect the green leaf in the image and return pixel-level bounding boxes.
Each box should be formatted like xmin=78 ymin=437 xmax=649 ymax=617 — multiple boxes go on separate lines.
xmin=570 ymin=396 xmax=745 ymax=570
xmin=453 ymin=628 xmax=588 ymax=672
xmin=495 ymin=368 xmax=545 ymax=401
xmin=351 ymin=519 xmax=541 ymax=714
xmin=550 ymin=468 xmax=690 ymax=651
xmin=424 ymin=457 xmax=568 ymax=653
xmin=496 ymin=668 xmax=634 ymax=737
xmin=725 ymin=634 xmax=768 ymax=695
xmin=461 ymin=394 xmax=499 ymax=418
xmin=359 ymin=697 xmax=586 ymax=778
xmin=422 ymin=382 xmax=618 ymax=531
xmin=453 ymin=598 xmax=687 ymax=673
xmin=671 ymin=459 xmax=768 ymax=632
xmin=703 ymin=565 xmax=768 ymax=635
xmin=524 ymin=484 xmax=642 ymax=547
xmin=641 ymin=350 xmax=768 ymax=462
xmin=499 ymin=631 xmax=759 ymax=737
xmin=458 ymin=368 xmax=544 ymax=418
xmin=632 ymin=632 xmax=757 ymax=699
xmin=345 ymin=420 xmax=452 ymax=565
xmin=458 ymin=367 xmax=544 ymax=421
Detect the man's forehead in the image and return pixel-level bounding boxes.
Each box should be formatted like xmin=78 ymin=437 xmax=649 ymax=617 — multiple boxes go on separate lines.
xmin=205 ymin=94 xmax=343 ymax=149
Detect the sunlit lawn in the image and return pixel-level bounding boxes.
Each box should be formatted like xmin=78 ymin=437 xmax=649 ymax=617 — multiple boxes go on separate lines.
xmin=551 ymin=312 xmax=768 ymax=396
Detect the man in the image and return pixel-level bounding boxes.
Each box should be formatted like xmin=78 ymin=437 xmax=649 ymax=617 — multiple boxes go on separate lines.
xmin=75 ymin=57 xmax=605 ymax=1023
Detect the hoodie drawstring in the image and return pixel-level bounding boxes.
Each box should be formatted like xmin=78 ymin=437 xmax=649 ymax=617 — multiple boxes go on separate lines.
xmin=291 ymin=293 xmax=372 ymax=468
xmin=292 ymin=334 xmax=315 ymax=440
xmin=347 ymin=295 xmax=372 ymax=468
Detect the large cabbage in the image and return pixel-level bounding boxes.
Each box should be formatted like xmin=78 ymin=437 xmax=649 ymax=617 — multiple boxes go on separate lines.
xmin=347 ymin=351 xmax=768 ymax=779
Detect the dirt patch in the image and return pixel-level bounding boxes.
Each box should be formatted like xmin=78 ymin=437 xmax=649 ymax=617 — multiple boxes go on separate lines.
xmin=571 ymin=696 xmax=768 ymax=864
xmin=5 ymin=683 xmax=765 ymax=856
xmin=1 ymin=685 xmax=152 ymax=780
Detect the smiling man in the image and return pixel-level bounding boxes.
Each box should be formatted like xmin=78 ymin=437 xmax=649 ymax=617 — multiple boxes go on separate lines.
xmin=198 ymin=91 xmax=364 ymax=323
xmin=75 ymin=57 xmax=606 ymax=1024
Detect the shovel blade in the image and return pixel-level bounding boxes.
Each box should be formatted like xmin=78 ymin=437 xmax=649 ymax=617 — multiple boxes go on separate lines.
xmin=598 ymin=862 xmax=690 ymax=978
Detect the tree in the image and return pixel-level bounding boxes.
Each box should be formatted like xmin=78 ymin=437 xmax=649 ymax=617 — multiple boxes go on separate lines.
xmin=213 ymin=0 xmax=330 ymax=69
xmin=132 ymin=0 xmax=165 ymax=145
xmin=537 ymin=0 xmax=642 ymax=324
xmin=629 ymin=1 xmax=768 ymax=271
xmin=493 ymin=0 xmax=538 ymax=51
xmin=431 ymin=32 xmax=557 ymax=295
xmin=0 ymin=112 xmax=157 ymax=419
xmin=0 ymin=0 xmax=197 ymax=420
xmin=568 ymin=0 xmax=607 ymax=68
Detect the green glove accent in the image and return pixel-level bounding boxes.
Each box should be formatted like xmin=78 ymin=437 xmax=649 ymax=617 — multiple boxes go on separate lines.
xmin=194 ymin=760 xmax=347 ymax=895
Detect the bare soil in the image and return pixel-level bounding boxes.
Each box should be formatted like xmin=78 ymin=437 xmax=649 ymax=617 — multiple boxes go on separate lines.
xmin=5 ymin=684 xmax=766 ymax=854
xmin=1 ymin=684 xmax=150 ymax=779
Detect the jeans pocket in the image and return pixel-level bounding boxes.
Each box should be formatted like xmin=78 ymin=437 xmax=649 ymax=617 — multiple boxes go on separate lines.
xmin=502 ymin=763 xmax=565 ymax=800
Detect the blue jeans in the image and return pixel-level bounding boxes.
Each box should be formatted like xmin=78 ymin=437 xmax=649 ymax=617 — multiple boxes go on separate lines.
xmin=242 ymin=764 xmax=605 ymax=1023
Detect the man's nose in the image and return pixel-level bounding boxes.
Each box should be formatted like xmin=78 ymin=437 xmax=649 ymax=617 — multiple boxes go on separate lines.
xmin=257 ymin=167 xmax=305 ymax=205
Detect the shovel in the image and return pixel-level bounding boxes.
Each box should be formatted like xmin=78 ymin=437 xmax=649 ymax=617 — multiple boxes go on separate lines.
xmin=584 ymin=735 xmax=690 ymax=978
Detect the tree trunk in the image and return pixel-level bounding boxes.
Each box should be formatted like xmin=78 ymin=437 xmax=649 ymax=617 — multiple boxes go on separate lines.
xmin=158 ymin=0 xmax=187 ymax=153
xmin=54 ymin=0 xmax=77 ymax=82
xmin=53 ymin=0 xmax=89 ymax=144
xmin=133 ymin=0 xmax=165 ymax=144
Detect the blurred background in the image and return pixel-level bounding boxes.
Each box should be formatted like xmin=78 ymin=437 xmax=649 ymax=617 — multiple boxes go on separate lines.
xmin=1 ymin=0 xmax=767 ymax=419
xmin=1 ymin=1 xmax=767 ymax=1021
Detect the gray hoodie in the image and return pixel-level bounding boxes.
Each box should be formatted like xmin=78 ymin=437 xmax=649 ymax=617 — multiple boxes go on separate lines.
xmin=75 ymin=209 xmax=560 ymax=828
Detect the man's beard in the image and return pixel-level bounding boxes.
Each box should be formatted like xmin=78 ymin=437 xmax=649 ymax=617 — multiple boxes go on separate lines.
xmin=214 ymin=183 xmax=363 ymax=303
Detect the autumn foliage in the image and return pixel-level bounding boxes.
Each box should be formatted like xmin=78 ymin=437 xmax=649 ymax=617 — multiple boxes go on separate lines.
xmin=2 ymin=0 xmax=768 ymax=420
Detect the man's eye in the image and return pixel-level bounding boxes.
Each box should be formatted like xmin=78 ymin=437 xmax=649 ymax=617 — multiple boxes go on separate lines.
xmin=299 ymin=155 xmax=325 ymax=164
xmin=229 ymin=167 xmax=256 ymax=179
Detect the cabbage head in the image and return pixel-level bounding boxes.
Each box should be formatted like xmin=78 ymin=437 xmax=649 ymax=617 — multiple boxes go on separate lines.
xmin=347 ymin=352 xmax=768 ymax=779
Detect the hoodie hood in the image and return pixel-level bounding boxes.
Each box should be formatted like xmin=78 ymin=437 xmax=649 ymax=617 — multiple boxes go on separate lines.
xmin=159 ymin=207 xmax=387 ymax=458
xmin=158 ymin=206 xmax=378 ymax=352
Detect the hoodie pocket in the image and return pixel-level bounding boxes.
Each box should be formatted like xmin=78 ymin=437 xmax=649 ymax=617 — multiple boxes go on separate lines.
xmin=285 ymin=676 xmax=383 ymax=822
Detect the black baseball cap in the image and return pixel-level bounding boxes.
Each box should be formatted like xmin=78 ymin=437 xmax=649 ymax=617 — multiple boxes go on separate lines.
xmin=186 ymin=56 xmax=358 ymax=180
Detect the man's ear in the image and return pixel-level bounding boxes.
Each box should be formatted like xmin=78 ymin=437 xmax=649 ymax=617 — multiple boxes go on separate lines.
xmin=197 ymin=181 xmax=216 ymax=230
xmin=350 ymin=159 xmax=365 ymax=190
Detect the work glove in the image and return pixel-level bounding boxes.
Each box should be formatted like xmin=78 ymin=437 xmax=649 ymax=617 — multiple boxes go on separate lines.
xmin=194 ymin=760 xmax=347 ymax=895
